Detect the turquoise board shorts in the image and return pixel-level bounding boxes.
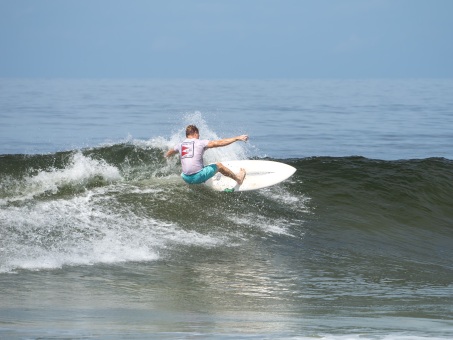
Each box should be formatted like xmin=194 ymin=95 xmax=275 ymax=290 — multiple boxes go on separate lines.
xmin=181 ymin=164 xmax=218 ymax=184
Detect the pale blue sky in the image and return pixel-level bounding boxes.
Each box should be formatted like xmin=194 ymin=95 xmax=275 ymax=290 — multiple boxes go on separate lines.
xmin=1 ymin=0 xmax=452 ymax=78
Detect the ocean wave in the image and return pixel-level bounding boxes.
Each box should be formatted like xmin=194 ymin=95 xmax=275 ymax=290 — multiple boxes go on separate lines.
xmin=1 ymin=141 xmax=452 ymax=274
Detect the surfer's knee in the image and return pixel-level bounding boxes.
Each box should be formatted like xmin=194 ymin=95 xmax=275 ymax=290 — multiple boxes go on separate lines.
xmin=216 ymin=162 xmax=226 ymax=174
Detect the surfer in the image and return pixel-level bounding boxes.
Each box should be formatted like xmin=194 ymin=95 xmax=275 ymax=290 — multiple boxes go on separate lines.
xmin=165 ymin=125 xmax=248 ymax=185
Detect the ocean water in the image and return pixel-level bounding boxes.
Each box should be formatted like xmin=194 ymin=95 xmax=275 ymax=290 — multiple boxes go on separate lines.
xmin=0 ymin=78 xmax=453 ymax=339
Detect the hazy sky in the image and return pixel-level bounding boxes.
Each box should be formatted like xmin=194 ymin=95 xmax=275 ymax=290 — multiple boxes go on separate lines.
xmin=1 ymin=0 xmax=452 ymax=78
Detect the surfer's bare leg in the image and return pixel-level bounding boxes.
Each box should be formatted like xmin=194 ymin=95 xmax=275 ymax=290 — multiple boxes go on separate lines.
xmin=216 ymin=163 xmax=246 ymax=185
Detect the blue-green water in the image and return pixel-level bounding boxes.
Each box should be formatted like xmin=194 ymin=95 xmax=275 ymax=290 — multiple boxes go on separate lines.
xmin=1 ymin=79 xmax=452 ymax=339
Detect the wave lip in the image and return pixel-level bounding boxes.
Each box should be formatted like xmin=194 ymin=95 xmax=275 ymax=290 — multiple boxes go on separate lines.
xmin=28 ymin=151 xmax=122 ymax=192
xmin=1 ymin=151 xmax=122 ymax=204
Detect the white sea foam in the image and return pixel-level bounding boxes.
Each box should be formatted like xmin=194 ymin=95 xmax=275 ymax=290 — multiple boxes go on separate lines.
xmin=0 ymin=185 xmax=226 ymax=273
xmin=260 ymin=183 xmax=312 ymax=214
xmin=228 ymin=213 xmax=293 ymax=236
xmin=1 ymin=152 xmax=123 ymax=205
xmin=27 ymin=151 xmax=122 ymax=193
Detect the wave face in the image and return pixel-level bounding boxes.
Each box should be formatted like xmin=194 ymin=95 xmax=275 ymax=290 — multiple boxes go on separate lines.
xmin=1 ymin=142 xmax=452 ymax=272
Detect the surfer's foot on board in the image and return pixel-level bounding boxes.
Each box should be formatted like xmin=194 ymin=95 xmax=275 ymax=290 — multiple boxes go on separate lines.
xmin=236 ymin=168 xmax=246 ymax=185
xmin=216 ymin=163 xmax=246 ymax=185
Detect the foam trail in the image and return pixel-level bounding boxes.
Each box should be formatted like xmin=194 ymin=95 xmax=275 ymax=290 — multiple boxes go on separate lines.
xmin=0 ymin=187 xmax=227 ymax=273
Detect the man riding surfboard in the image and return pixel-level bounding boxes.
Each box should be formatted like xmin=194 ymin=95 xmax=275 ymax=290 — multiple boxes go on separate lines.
xmin=165 ymin=125 xmax=247 ymax=185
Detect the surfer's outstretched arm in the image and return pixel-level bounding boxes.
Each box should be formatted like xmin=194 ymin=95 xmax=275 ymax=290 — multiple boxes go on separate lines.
xmin=165 ymin=149 xmax=178 ymax=158
xmin=207 ymin=135 xmax=248 ymax=149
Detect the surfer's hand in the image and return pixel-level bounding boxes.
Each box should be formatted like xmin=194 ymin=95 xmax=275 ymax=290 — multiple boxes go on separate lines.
xmin=237 ymin=135 xmax=249 ymax=142
xmin=165 ymin=149 xmax=178 ymax=158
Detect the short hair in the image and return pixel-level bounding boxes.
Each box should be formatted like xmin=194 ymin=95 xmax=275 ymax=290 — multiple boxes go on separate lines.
xmin=186 ymin=125 xmax=199 ymax=137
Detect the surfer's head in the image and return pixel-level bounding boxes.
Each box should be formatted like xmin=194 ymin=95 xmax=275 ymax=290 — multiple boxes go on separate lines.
xmin=186 ymin=125 xmax=199 ymax=138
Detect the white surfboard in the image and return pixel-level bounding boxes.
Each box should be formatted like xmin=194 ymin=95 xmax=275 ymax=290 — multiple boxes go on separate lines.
xmin=204 ymin=160 xmax=296 ymax=192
